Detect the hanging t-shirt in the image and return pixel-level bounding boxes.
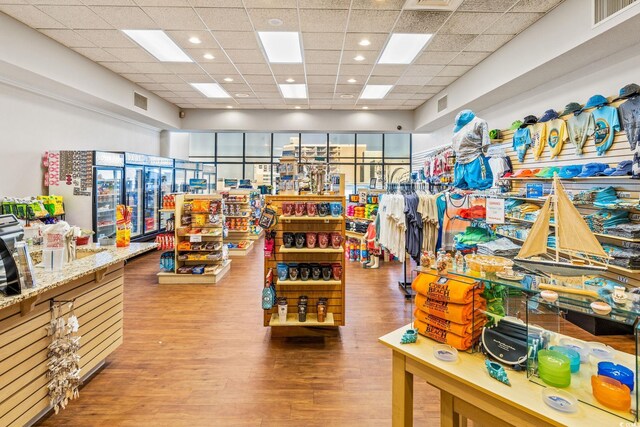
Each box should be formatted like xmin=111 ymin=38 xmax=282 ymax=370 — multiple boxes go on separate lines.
xmin=591 ymin=106 xmax=621 ymax=156
xmin=566 ymin=112 xmax=595 ymax=155
xmin=530 ymin=122 xmax=547 ymax=160
xmin=618 ymin=96 xmax=640 ymax=151
xmin=512 ymin=127 xmax=531 ymax=162
xmin=451 ymin=117 xmax=490 ymax=164
xmin=546 ymin=118 xmax=569 ymax=159
xmin=488 ymin=156 xmax=510 ymax=187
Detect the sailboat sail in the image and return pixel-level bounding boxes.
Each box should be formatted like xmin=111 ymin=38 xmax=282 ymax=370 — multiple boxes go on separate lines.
xmin=554 ymin=178 xmax=608 ymax=258
xmin=516 ymin=197 xmax=551 ymax=259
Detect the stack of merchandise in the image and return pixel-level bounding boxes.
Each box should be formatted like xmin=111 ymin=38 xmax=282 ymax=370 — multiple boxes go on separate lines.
xmin=411 ymin=271 xmax=486 ymax=351
xmin=346 ymin=219 xmax=369 ymax=234
xmin=495 ymin=224 xmax=530 ymax=240
xmin=458 ymin=205 xmax=486 ymax=219
xmin=584 ymin=210 xmax=629 ymax=233
xmin=591 ymin=187 xmax=621 ymax=208
xmin=603 ymin=244 xmax=640 ymax=270
xmin=572 ymin=188 xmax=597 ymax=205
xmin=454 ymin=226 xmax=494 ymax=252
xmin=346 ymin=204 xmax=355 ymax=217
xmin=476 ymin=237 xmax=521 ymax=257
xmin=605 ymin=223 xmax=640 ymax=239
xmin=364 ymin=203 xmax=377 ymax=219
xmin=506 ymin=201 xmax=541 ymax=221
xmin=353 ymin=205 xmax=366 ymax=218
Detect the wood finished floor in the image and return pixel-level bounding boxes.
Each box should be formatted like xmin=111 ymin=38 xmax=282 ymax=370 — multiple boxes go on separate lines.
xmin=36 ymin=245 xmax=635 ymax=427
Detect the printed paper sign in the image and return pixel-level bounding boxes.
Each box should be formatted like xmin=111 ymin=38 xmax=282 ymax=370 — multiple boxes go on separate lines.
xmin=486 ymin=198 xmax=505 ymax=224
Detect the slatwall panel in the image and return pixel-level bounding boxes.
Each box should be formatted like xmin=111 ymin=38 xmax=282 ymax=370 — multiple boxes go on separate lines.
xmin=263 ymin=195 xmax=346 ymax=327
xmin=0 ymin=262 xmax=125 ymax=426
xmin=493 ymin=96 xmax=639 ymax=286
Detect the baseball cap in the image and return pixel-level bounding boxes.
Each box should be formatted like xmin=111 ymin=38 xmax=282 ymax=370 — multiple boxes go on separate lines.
xmin=561 ymin=102 xmax=582 ymax=116
xmin=489 ymin=129 xmax=501 ymax=139
xmin=608 ymin=160 xmax=633 ymax=176
xmin=613 ymin=83 xmax=640 ymax=102
xmin=536 ymin=167 xmax=560 ymax=178
xmin=538 ymin=110 xmax=559 ymax=123
xmin=520 ymin=115 xmax=538 ymax=128
xmin=510 ymin=120 xmax=523 ymax=130
xmin=576 ymin=163 xmax=609 ymax=178
xmin=584 ymin=94 xmax=609 ymax=110
xmin=513 ymin=169 xmax=540 ymax=178
xmin=558 ymin=165 xmax=582 ymax=179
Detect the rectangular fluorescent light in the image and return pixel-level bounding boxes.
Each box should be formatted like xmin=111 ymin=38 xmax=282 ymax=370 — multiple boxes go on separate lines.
xmin=191 ymin=83 xmax=231 ymax=98
xmin=122 ymin=30 xmax=192 ymax=62
xmin=279 ymin=83 xmax=307 ymax=98
xmin=360 ymin=85 xmax=392 ymax=99
xmin=378 ymin=33 xmax=432 ymax=64
xmin=258 ymin=31 xmax=303 ymax=63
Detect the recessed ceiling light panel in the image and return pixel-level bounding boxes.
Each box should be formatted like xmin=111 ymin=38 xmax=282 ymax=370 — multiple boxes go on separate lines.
xmin=360 ymin=84 xmax=392 ymax=99
xmin=279 ymin=83 xmax=307 ymax=98
xmin=347 ymin=78 xmax=357 ymax=83
xmin=188 ymin=36 xmax=201 ymax=44
xmin=235 ymin=93 xmax=250 ymax=97
xmin=191 ymin=83 xmax=231 ymax=98
xmin=340 ymin=94 xmax=354 ymax=99
xmin=354 ymin=55 xmax=365 ymax=61
xmin=286 ymin=78 xmax=295 ymax=83
xmin=378 ymin=33 xmax=432 ymax=64
xmin=258 ymin=31 xmax=303 ymax=63
xmin=223 ymin=77 xmax=234 ymax=82
xmin=203 ymin=53 xmax=215 ymax=60
xmin=359 ymin=39 xmax=371 ymax=46
xmin=122 ymin=30 xmax=192 ymax=62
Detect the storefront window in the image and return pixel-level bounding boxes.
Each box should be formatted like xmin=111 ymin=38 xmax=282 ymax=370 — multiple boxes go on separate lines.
xmin=189 ymin=132 xmax=215 ymax=162
xmin=329 ymin=133 xmax=356 ymax=163
xmin=273 ymin=133 xmax=299 ymax=162
xmin=357 ymin=133 xmax=383 ymax=159
xmin=217 ymin=133 xmax=243 ymax=162
xmin=301 ymin=133 xmax=327 ymax=163
xmin=245 ymin=133 xmax=271 ymax=162
xmin=385 ymin=164 xmax=410 ymax=184
xmin=216 ymin=163 xmax=243 ymax=181
xmin=384 ymin=134 xmax=410 ymax=160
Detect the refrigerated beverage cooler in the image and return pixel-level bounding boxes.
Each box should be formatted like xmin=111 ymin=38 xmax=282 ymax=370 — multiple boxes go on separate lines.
xmin=156 ymin=157 xmax=174 ymax=229
xmin=94 ymin=153 xmax=124 ymax=241
xmin=124 ymin=153 xmax=145 ymax=239
xmin=174 ymin=160 xmax=199 ymax=193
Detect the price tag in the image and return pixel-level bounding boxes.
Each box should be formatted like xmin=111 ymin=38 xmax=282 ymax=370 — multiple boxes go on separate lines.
xmin=190 ymin=234 xmax=202 ymax=243
xmin=617 ymin=276 xmax=629 ymax=284
xmin=486 ymin=198 xmax=505 ymax=224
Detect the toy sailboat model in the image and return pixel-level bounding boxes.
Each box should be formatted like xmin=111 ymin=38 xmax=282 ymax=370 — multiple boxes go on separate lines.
xmin=514 ymin=175 xmax=609 ymax=277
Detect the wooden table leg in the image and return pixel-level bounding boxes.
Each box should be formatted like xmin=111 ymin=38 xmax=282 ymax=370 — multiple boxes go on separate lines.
xmin=392 ymin=350 xmax=413 ymax=427
xmin=440 ymin=390 xmax=460 ymax=427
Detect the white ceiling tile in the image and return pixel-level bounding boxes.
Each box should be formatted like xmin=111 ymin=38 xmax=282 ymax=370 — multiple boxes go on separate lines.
xmin=339 ymin=64 xmax=374 ymax=75
xmin=396 ymin=75 xmax=432 ymax=85
xmin=220 ymin=83 xmax=251 ymax=92
xmin=426 ymin=34 xmax=476 ymax=51
xmin=438 ymin=64 xmax=472 ymax=76
xmin=404 ymin=64 xmax=444 ymax=76
xmin=251 ymin=84 xmax=279 ymax=92
xmin=247 ymin=8 xmax=299 ymax=31
xmin=195 ymin=7 xmax=252 ymax=31
xmin=0 ymin=5 xmax=66 ymax=28
xmin=309 ymin=105 xmax=332 ymax=109
xmin=0 ymin=0 xmax=27 ymax=4
xmin=418 ymin=85 xmax=445 ymax=94
xmin=347 ymin=9 xmax=400 ymax=33
xmin=386 ymin=93 xmax=414 ymax=100
xmin=164 ymin=97 xmax=187 ymax=103
xmin=352 ymin=0 xmax=405 ymax=9
xmin=307 ymin=75 xmax=335 ymax=84
xmin=212 ymin=31 xmax=260 ymax=50
xmin=162 ymin=82 xmax=193 ymax=92
xmin=209 ymin=72 xmax=243 ymax=82
xmin=464 ymin=34 xmax=513 ymax=51
xmin=299 ymin=0 xmax=349 ymax=9
xmin=415 ymin=50 xmax=458 ymax=65
xmin=146 ymin=73 xmax=185 ymax=83
xmin=243 ymin=74 xmax=276 ymax=84
xmin=449 ymin=51 xmax=490 ymax=65
xmin=305 ymin=50 xmax=341 ymax=64
xmin=458 ymin=0 xmax=518 ymax=12
xmin=143 ymin=7 xmax=207 ymax=30
xmin=138 ymin=82 xmax=168 ymax=90
xmin=225 ymin=49 xmax=267 ymax=64
xmin=83 ymin=0 xmax=135 ymax=3
xmin=104 ymin=47 xmax=155 ymax=62
xmin=488 ymin=12 xmax=544 ymax=35
xmin=274 ymin=75 xmax=305 ymax=83
xmin=367 ymin=76 xmax=397 ymax=85
xmin=335 ymin=84 xmax=363 ymax=92
xmin=167 ymin=30 xmax=220 ymax=49
xmin=73 ymin=47 xmax=118 ymax=61
xmin=244 ymin=0 xmax=296 ymax=7
xmin=40 ymin=29 xmax=95 ymax=47
xmin=75 ymin=29 xmax=136 ymax=47
xmin=184 ymin=48 xmax=224 ymax=61
xmin=28 ymin=0 xmax=82 ymax=5
xmin=120 ymin=73 xmax=155 ymax=83
xmin=270 ymin=63 xmax=305 ymax=75
xmin=343 ymin=32 xmax=388 ymax=51
xmin=308 ymin=84 xmax=334 ymax=92
xmin=38 ymin=5 xmax=111 ymax=29
xmin=390 ymin=85 xmax=423 ymax=94
xmin=299 ymin=9 xmax=348 ymax=32
xmin=426 ymin=76 xmax=458 ymax=86
xmin=92 ymin=6 xmax=159 ymax=28
xmin=254 ymin=92 xmax=280 ymax=99
xmin=128 ymin=62 xmax=172 ymax=73
xmin=134 ymin=0 xmax=188 ymax=5
xmin=393 ymin=10 xmax=451 ymax=33
xmin=439 ymin=12 xmax=501 ymax=34
xmin=181 ymin=74 xmax=213 ymax=83
xmin=371 ymin=64 xmax=407 ymax=76
xmin=235 ymin=62 xmax=272 ymax=75
xmin=161 ymin=62 xmax=204 ymax=73
xmin=341 ymin=50 xmax=376 ymax=65
xmin=512 ymin=0 xmax=563 ymax=13
xmin=98 ymin=61 xmax=138 ymax=73
xmin=302 ymin=32 xmax=343 ymax=50
xmin=152 ymin=90 xmax=177 ymax=97
xmin=173 ymin=90 xmax=203 ymax=97
xmin=307 ymin=93 xmax=334 ymax=99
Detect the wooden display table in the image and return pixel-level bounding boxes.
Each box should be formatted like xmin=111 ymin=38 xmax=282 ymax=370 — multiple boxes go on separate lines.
xmin=379 ymin=325 xmax=627 ymax=427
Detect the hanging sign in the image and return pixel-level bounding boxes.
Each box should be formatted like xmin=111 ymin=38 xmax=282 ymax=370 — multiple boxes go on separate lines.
xmin=486 ymin=198 xmax=505 ymax=224
xmin=189 ymin=178 xmax=207 ymax=189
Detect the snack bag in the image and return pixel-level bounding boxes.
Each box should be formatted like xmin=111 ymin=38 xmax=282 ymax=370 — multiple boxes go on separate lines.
xmin=116 ymin=205 xmax=132 ymax=247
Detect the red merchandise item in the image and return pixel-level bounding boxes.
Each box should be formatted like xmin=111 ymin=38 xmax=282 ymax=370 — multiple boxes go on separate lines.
xmin=458 ymin=205 xmax=486 ymax=219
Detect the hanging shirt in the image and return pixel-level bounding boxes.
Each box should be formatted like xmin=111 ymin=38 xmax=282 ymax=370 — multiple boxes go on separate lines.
xmin=530 ymin=123 xmax=547 ymax=160
xmin=566 ymin=112 xmax=595 ymax=155
xmin=618 ymin=96 xmax=640 ymax=151
xmin=546 ymin=118 xmax=569 ymax=159
xmin=488 ymin=156 xmax=510 ymax=187
xmin=451 ymin=117 xmax=490 ymax=164
xmin=512 ymin=127 xmax=532 ymax=162
xmin=592 ymin=106 xmax=621 ymax=156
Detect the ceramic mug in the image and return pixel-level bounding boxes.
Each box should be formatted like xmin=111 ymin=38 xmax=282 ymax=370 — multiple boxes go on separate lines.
xmin=294 ymin=202 xmax=306 ymax=217
xmin=306 ymin=232 xmax=317 ymax=249
xmin=330 ymin=202 xmax=343 ymax=217
xmin=331 ymin=263 xmax=342 ymax=280
xmin=317 ymin=301 xmax=327 ymax=322
xmin=318 ymin=202 xmax=330 ymax=217
xmin=276 ymin=263 xmax=288 ymax=281
xmin=295 ymin=232 xmax=306 ymax=249
xmin=283 ymin=232 xmax=294 ymax=248
xmin=299 ymin=264 xmax=310 ymax=281
xmin=298 ymin=303 xmax=307 ymax=322
xmin=311 ymin=263 xmax=321 ymax=280
xmin=321 ymin=264 xmax=332 ymax=281
xmin=288 ymin=264 xmax=299 ymax=281
xmin=330 ymin=232 xmax=344 ymax=249
xmin=318 ymin=232 xmax=329 ymax=249
xmin=306 ymin=202 xmax=318 ymax=217
xmin=282 ymin=202 xmax=294 ymax=216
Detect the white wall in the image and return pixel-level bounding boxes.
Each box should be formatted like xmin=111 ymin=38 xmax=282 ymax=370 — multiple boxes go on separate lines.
xmin=0 ymin=82 xmax=161 ymax=196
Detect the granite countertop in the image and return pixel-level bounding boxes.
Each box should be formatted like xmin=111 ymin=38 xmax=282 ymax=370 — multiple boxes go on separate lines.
xmin=0 ymin=242 xmax=157 ymax=310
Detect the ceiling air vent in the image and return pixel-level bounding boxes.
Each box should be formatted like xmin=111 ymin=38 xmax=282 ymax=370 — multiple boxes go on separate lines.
xmin=133 ymin=92 xmax=148 ymax=110
xmin=594 ymin=0 xmax=637 ymax=24
xmin=437 ymin=95 xmax=448 ymax=113
xmin=404 ymin=0 xmax=464 ymax=10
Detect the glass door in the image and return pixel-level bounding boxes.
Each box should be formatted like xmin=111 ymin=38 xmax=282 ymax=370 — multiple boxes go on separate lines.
xmin=175 ymin=169 xmax=187 ymax=192
xmin=159 ymin=167 xmax=174 ymax=229
xmin=144 ymin=166 xmax=160 ymax=234
xmin=186 ymin=170 xmax=196 ymax=193
xmin=125 ymin=166 xmax=143 ymax=238
xmin=94 ymin=168 xmax=122 ymax=240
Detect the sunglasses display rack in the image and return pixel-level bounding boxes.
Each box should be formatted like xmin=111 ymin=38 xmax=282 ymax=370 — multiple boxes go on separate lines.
xmin=263 ymin=195 xmax=346 ymax=331
xmin=157 ymin=193 xmax=231 ymax=285
xmin=222 ymin=189 xmax=255 ymax=256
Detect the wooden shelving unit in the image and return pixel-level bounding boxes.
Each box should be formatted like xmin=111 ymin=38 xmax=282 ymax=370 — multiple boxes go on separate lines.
xmin=504 ymin=216 xmax=640 ymax=243
xmin=263 ymin=195 xmax=346 ymax=330
xmin=223 ymin=189 xmax=254 ymax=256
xmin=157 ymin=194 xmax=231 ymax=285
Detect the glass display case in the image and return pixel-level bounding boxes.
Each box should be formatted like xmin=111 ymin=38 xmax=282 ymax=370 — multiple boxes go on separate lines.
xmin=94 ymin=168 xmax=122 ymax=240
xmin=144 ymin=166 xmax=160 ymax=234
xmin=125 ymin=165 xmax=143 ymax=238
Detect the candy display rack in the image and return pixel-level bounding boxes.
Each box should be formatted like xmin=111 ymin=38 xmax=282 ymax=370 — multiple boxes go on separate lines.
xmin=223 ymin=189 xmax=254 ymax=256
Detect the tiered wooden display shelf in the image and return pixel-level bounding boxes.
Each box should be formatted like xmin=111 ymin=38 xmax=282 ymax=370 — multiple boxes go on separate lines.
xmin=157 ymin=194 xmax=231 ymax=284
xmin=224 ymin=189 xmax=255 ymax=256
xmin=263 ymin=195 xmax=346 ymax=334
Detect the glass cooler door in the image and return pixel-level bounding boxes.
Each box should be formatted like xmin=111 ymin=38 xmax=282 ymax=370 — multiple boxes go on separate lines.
xmin=125 ymin=166 xmax=143 ymax=238
xmin=160 ymin=167 xmax=174 ymax=229
xmin=175 ymin=169 xmax=187 ymax=193
xmin=144 ymin=166 xmax=160 ymax=234
xmin=94 ymin=168 xmax=122 ymax=240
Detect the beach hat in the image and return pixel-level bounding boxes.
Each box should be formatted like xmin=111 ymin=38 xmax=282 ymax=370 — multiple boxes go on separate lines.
xmin=576 ymin=163 xmax=609 ymax=178
xmin=558 ymin=165 xmax=582 ymax=179
xmin=607 ymin=160 xmax=633 ymax=176
xmin=613 ymin=83 xmax=640 ymax=101
xmin=510 ymin=120 xmax=523 ymax=130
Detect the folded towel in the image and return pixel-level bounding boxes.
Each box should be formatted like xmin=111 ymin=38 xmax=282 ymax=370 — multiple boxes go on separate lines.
xmin=413 ymin=319 xmax=479 ymax=350
xmin=414 ymin=308 xmax=486 ymax=337
xmin=414 ymin=293 xmax=486 ymax=323
xmin=412 ymin=271 xmax=484 ymax=304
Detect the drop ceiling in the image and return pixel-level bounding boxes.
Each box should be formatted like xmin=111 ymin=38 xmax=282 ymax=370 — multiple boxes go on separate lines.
xmin=0 ymin=0 xmax=563 ymax=110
